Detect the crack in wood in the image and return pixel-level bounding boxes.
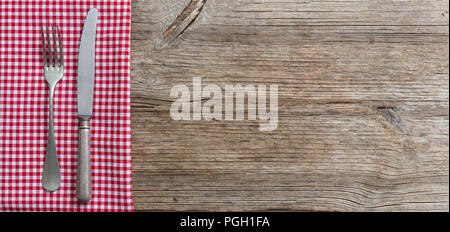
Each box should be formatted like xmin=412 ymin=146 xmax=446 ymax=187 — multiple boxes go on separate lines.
xmin=375 ymin=106 xmax=409 ymax=135
xmin=153 ymin=0 xmax=207 ymax=50
xmin=373 ymin=106 xmax=420 ymax=165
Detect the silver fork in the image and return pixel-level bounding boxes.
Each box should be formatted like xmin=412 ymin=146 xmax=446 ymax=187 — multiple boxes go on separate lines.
xmin=41 ymin=25 xmax=64 ymax=192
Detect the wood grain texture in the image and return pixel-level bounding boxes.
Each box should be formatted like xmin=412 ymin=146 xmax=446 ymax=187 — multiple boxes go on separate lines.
xmin=130 ymin=0 xmax=449 ymax=211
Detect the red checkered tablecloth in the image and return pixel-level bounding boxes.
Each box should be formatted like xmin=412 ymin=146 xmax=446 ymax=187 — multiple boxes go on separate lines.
xmin=0 ymin=0 xmax=133 ymax=211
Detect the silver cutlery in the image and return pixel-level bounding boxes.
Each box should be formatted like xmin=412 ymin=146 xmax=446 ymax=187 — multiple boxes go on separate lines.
xmin=41 ymin=25 xmax=64 ymax=192
xmin=77 ymin=8 xmax=98 ymax=203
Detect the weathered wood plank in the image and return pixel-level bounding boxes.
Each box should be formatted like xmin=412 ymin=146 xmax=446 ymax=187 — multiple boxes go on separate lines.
xmin=130 ymin=0 xmax=449 ymax=211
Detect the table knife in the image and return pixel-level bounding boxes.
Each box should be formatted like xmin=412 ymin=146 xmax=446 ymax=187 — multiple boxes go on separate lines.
xmin=77 ymin=8 xmax=98 ymax=203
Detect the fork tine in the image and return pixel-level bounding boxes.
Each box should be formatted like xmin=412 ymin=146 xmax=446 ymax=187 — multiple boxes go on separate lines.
xmin=41 ymin=26 xmax=47 ymax=67
xmin=52 ymin=25 xmax=58 ymax=68
xmin=46 ymin=25 xmax=52 ymax=67
xmin=57 ymin=25 xmax=63 ymax=67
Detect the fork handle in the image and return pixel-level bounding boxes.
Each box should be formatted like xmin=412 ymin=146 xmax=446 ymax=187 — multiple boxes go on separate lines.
xmin=77 ymin=117 xmax=91 ymax=203
xmin=42 ymin=86 xmax=61 ymax=192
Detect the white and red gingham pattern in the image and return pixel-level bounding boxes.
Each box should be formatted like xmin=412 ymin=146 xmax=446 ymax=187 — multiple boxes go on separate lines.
xmin=0 ymin=0 xmax=133 ymax=211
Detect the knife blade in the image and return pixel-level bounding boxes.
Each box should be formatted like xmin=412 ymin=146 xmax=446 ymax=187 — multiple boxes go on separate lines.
xmin=76 ymin=8 xmax=98 ymax=203
xmin=78 ymin=8 xmax=98 ymax=117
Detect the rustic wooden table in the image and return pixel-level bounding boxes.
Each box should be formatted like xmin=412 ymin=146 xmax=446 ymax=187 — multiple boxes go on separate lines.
xmin=130 ymin=0 xmax=449 ymax=211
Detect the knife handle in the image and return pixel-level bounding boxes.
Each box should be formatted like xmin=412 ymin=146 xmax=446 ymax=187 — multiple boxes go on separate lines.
xmin=77 ymin=117 xmax=91 ymax=203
